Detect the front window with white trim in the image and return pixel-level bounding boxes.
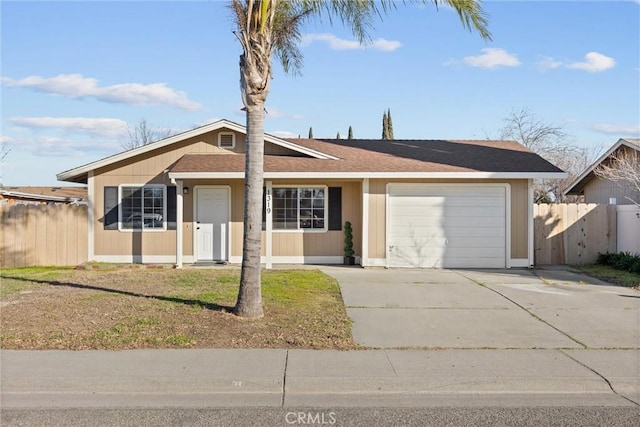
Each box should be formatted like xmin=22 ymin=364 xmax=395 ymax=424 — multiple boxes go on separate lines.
xmin=272 ymin=187 xmax=326 ymax=231
xmin=119 ymin=185 xmax=166 ymax=231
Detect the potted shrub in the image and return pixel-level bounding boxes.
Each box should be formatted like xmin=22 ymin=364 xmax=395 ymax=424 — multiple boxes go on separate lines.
xmin=343 ymin=221 xmax=355 ymax=265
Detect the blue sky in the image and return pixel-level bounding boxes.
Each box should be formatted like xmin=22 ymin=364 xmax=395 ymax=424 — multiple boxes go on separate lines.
xmin=1 ymin=0 xmax=639 ymax=186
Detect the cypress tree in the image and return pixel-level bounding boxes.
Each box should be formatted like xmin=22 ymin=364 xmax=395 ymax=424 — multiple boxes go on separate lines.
xmin=348 ymin=126 xmax=353 ymax=139
xmin=308 ymin=127 xmax=313 ymax=138
xmin=336 ymin=131 xmax=341 ymax=139
xmin=387 ymin=108 xmax=394 ymax=140
xmin=382 ymin=110 xmax=388 ymax=139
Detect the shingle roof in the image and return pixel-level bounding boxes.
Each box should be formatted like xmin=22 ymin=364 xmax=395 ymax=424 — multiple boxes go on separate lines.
xmin=170 ymin=138 xmax=564 ymax=175
xmin=0 ymin=186 xmax=87 ymax=200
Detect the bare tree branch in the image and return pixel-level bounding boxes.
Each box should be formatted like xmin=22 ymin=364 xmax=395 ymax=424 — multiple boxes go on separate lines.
xmin=594 ymin=148 xmax=640 ymax=206
xmin=498 ymin=107 xmax=593 ymax=202
xmin=0 ymin=142 xmax=10 ymax=187
xmin=0 ymin=143 xmax=10 ymax=163
xmin=121 ymin=119 xmax=174 ymax=150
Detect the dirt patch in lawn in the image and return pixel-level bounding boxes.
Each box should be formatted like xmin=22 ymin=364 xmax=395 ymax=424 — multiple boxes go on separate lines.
xmin=0 ymin=267 xmax=356 ymax=350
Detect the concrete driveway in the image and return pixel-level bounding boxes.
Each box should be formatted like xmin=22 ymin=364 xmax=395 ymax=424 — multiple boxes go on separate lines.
xmin=319 ymin=267 xmax=640 ymax=349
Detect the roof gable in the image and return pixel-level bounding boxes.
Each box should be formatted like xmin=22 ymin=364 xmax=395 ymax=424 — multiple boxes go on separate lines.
xmin=564 ymin=138 xmax=640 ymax=196
xmin=57 ymin=119 xmax=336 ymax=183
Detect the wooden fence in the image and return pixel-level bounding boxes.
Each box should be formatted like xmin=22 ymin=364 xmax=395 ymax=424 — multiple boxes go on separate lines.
xmin=534 ymin=203 xmax=617 ymax=265
xmin=0 ymin=204 xmax=88 ymax=268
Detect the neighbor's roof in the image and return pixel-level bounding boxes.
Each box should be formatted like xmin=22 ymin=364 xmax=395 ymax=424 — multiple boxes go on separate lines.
xmin=0 ymin=186 xmax=87 ymax=202
xmin=564 ymin=138 xmax=640 ymax=196
xmin=169 ymin=138 xmax=565 ymax=179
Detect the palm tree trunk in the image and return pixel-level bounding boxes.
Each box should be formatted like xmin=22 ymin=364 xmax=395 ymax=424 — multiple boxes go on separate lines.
xmin=234 ymin=103 xmax=265 ymax=318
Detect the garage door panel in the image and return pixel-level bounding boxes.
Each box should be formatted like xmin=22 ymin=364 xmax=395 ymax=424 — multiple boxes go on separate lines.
xmin=391 ymin=196 xmax=504 ymax=208
xmin=389 ymin=226 xmax=504 ymax=239
xmin=390 ymin=186 xmax=501 ymax=197
xmin=391 ymin=236 xmax=505 ymax=249
xmin=391 ymin=206 xmax=504 ymax=219
xmin=388 ymin=185 xmax=507 ymax=268
xmin=390 ymin=216 xmax=505 ymax=228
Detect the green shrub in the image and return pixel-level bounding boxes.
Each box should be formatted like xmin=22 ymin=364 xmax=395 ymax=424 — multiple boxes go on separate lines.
xmin=614 ymin=252 xmax=636 ymax=271
xmin=596 ymin=252 xmax=615 ymax=266
xmin=596 ymin=251 xmax=640 ymax=273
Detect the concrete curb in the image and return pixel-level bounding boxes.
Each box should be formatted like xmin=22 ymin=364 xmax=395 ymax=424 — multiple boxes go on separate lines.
xmin=2 ymin=349 xmax=638 ymax=408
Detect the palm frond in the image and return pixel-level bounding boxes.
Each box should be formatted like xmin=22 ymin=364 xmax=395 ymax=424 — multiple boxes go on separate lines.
xmin=431 ymin=0 xmax=491 ymax=40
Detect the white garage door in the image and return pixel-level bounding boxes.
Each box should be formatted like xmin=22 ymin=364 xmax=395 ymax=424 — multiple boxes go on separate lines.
xmin=387 ymin=185 xmax=507 ymax=268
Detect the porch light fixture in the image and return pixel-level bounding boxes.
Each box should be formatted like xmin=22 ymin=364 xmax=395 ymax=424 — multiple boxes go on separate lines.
xmin=183 ymin=187 xmax=189 ymax=195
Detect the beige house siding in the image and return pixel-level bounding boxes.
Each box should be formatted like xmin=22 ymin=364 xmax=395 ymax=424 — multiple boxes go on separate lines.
xmin=93 ymin=166 xmax=362 ymax=260
xmin=263 ymin=180 xmax=362 ymax=258
xmin=366 ymin=178 xmax=531 ymax=261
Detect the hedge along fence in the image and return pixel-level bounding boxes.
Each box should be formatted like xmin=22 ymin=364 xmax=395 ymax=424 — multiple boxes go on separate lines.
xmin=0 ymin=204 xmax=88 ymax=268
xmin=534 ymin=203 xmax=617 ymax=265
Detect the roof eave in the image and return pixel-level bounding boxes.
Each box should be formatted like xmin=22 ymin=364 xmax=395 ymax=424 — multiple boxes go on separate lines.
xmin=168 ymin=171 xmax=568 ymax=180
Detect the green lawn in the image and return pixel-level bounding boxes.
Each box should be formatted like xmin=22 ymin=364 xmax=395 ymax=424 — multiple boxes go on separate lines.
xmin=0 ymin=267 xmax=356 ymax=350
xmin=575 ymin=264 xmax=640 ymax=288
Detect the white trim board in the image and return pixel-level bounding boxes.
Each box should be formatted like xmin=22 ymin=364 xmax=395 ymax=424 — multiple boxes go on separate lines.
xmin=92 ymin=255 xmax=195 ymax=264
xmin=228 ymin=256 xmax=361 ymax=265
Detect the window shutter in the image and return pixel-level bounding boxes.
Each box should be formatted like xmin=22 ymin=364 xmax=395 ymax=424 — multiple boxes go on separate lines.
xmin=167 ymin=186 xmax=177 ymax=230
xmin=328 ymin=187 xmax=342 ymax=230
xmin=104 ymin=186 xmax=118 ymax=230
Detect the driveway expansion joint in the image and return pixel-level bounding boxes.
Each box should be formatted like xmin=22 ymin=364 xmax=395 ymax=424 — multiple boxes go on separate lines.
xmin=558 ymin=350 xmax=640 ymax=407
xmin=383 ymin=350 xmax=399 ymax=377
xmin=455 ymin=271 xmax=588 ymax=349
xmin=281 ymin=350 xmax=289 ymax=407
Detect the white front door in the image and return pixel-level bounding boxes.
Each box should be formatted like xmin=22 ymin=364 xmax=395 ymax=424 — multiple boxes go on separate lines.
xmin=196 ymin=187 xmax=229 ymax=262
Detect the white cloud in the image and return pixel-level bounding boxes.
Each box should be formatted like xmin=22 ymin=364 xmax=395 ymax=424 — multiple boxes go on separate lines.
xmin=536 ymin=56 xmax=564 ymax=72
xmin=31 ymin=136 xmax=115 ymax=157
xmin=2 ymin=134 xmax=119 ymax=158
xmin=567 ymin=52 xmax=616 ymax=73
xmin=9 ymin=117 xmax=128 ymax=138
xmin=463 ymin=48 xmax=521 ymax=69
xmin=591 ymin=123 xmax=640 ymax=135
xmin=302 ymin=33 xmax=401 ymax=52
xmin=538 ymin=52 xmax=616 ymax=73
xmin=1 ymin=74 xmax=201 ymax=110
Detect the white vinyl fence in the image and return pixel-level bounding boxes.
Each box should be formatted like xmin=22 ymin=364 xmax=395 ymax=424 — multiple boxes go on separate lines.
xmin=617 ymin=205 xmax=640 ymax=254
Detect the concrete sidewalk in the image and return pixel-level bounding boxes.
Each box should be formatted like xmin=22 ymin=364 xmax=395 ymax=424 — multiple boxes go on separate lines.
xmin=2 ymin=349 xmax=639 ymax=408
